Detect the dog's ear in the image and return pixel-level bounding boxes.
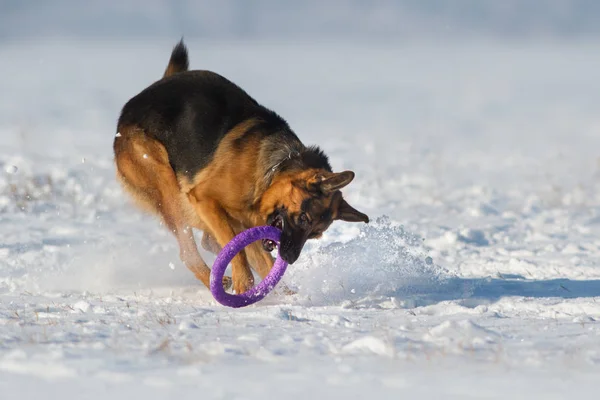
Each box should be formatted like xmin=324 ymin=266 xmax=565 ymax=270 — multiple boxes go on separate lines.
xmin=336 ymin=198 xmax=369 ymax=223
xmin=320 ymin=171 xmax=355 ymax=193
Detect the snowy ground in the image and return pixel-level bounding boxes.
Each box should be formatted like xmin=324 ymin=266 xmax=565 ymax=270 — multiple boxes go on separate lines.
xmin=1 ymin=39 xmax=600 ymax=398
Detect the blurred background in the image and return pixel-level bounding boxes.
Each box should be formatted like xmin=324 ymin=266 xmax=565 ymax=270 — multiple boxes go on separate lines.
xmin=1 ymin=0 xmax=600 ymax=42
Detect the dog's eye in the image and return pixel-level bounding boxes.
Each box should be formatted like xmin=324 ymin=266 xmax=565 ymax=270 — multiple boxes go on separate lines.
xmin=298 ymin=212 xmax=309 ymax=226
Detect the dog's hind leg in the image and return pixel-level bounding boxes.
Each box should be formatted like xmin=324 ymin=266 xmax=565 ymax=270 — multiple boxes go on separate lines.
xmin=114 ymin=125 xmax=231 ymax=290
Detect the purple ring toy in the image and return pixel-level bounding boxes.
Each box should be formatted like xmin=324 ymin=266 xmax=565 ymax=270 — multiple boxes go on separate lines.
xmin=210 ymin=226 xmax=288 ymax=308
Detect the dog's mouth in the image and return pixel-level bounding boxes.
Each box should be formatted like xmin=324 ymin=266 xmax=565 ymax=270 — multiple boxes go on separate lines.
xmin=262 ymin=214 xmax=284 ymax=252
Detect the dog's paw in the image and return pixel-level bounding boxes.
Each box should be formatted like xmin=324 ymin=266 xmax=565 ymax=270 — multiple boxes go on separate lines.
xmin=233 ymin=275 xmax=255 ymax=295
xmin=222 ymin=276 xmax=233 ymax=291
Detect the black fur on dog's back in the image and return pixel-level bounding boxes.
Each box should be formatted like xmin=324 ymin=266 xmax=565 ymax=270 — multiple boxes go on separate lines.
xmin=118 ymin=71 xmax=296 ymax=180
xmin=118 ymin=41 xmax=330 ymax=181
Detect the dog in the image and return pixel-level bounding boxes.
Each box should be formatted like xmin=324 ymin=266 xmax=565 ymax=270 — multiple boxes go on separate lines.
xmin=113 ymin=40 xmax=369 ymax=294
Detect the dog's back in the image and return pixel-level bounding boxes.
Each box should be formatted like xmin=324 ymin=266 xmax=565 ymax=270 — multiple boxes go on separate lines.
xmin=117 ymin=41 xmax=295 ymax=181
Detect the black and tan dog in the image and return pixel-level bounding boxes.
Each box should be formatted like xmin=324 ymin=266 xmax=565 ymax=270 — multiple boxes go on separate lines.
xmin=114 ymin=40 xmax=369 ymax=294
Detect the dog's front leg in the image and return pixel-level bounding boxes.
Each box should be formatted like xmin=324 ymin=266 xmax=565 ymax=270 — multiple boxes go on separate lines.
xmin=201 ymin=232 xmax=222 ymax=254
xmin=245 ymin=241 xmax=274 ymax=279
xmin=245 ymin=242 xmax=297 ymax=295
xmin=191 ymin=198 xmax=254 ymax=294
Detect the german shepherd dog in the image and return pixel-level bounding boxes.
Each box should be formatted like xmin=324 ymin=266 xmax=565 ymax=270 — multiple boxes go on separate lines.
xmin=114 ymin=41 xmax=369 ymax=294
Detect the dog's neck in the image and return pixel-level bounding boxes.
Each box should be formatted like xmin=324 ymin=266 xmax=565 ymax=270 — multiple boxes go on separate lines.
xmin=263 ymin=148 xmax=303 ymax=186
xmin=249 ymin=137 xmax=332 ymax=219
xmin=261 ymin=139 xmax=331 ymax=187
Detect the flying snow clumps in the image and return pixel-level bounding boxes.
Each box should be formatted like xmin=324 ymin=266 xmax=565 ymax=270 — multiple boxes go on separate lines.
xmin=286 ymin=216 xmax=446 ymax=306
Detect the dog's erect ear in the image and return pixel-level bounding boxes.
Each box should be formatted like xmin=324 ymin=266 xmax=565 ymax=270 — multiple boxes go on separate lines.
xmin=336 ymin=198 xmax=369 ymax=223
xmin=320 ymin=171 xmax=355 ymax=193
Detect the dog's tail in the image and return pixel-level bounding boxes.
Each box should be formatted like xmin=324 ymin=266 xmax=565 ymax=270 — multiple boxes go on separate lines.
xmin=163 ymin=39 xmax=189 ymax=78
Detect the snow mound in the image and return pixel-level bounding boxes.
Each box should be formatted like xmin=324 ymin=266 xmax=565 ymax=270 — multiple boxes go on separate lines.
xmin=423 ymin=320 xmax=501 ymax=350
xmin=284 ymin=216 xmax=447 ymax=307
xmin=342 ymin=336 xmax=395 ymax=358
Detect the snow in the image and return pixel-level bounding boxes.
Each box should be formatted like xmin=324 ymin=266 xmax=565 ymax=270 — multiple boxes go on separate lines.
xmin=2 ymin=38 xmax=600 ymax=398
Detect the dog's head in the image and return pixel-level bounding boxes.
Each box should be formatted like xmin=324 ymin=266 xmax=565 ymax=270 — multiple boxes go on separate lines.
xmin=260 ymin=169 xmax=368 ymax=264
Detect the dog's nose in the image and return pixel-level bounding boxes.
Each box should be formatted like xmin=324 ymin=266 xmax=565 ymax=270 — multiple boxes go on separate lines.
xmin=280 ymin=246 xmax=300 ymax=264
